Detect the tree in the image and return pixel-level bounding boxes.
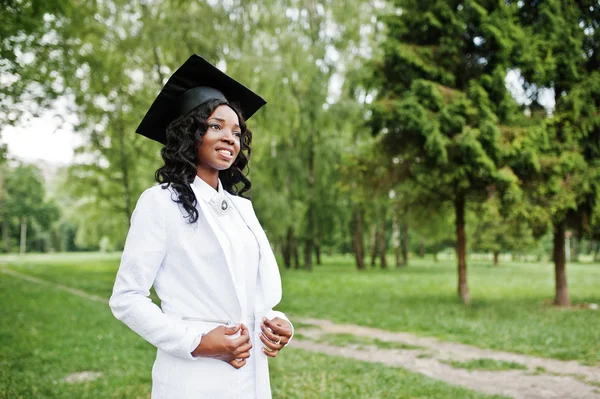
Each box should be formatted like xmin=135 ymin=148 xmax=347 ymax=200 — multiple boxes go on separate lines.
xmin=370 ymin=0 xmax=523 ymax=304
xmin=0 ymin=145 xmax=9 ymax=252
xmin=512 ymin=0 xmax=600 ymax=306
xmin=0 ymin=0 xmax=83 ymax=129
xmin=3 ymin=165 xmax=59 ymax=253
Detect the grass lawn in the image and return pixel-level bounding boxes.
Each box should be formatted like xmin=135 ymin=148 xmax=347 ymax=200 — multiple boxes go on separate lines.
xmin=281 ymin=255 xmax=600 ymax=366
xmin=0 ymin=267 xmax=503 ymax=399
xmin=2 ymin=252 xmax=599 ymax=368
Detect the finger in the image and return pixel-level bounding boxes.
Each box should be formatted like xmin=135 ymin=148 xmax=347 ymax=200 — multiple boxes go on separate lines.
xmin=263 ymin=317 xmax=292 ymax=338
xmin=260 ymin=323 xmax=281 ymax=344
xmin=223 ymin=324 xmax=241 ymax=336
xmin=262 ymin=347 xmax=279 ymax=358
xmin=228 ymin=358 xmax=247 ymax=369
xmin=231 ymin=349 xmax=251 ymax=360
xmin=230 ymin=330 xmax=251 ymax=347
xmin=259 ymin=331 xmax=282 ymax=350
xmin=232 ymin=342 xmax=253 ymax=356
xmin=240 ymin=323 xmax=249 ymax=336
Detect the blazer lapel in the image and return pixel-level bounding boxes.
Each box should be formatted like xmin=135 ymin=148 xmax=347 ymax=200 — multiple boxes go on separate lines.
xmin=227 ymin=194 xmax=282 ymax=311
xmin=189 ymin=183 xmax=242 ymax=317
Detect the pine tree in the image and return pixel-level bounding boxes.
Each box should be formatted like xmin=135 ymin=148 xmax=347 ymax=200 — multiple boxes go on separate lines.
xmin=370 ymin=0 xmax=523 ymax=304
xmin=512 ymin=0 xmax=600 ymax=306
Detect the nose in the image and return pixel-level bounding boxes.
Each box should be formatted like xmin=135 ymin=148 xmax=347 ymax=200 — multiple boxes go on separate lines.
xmin=221 ymin=129 xmax=236 ymax=145
xmin=221 ymin=135 xmax=235 ymax=145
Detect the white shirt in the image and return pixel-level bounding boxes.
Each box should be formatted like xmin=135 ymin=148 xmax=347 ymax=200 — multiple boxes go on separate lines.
xmin=191 ymin=177 xmax=260 ymax=396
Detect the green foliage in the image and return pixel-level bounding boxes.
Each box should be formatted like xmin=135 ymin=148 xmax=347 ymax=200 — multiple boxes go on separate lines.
xmin=0 ymin=0 xmax=84 ymax=126
xmin=510 ymin=1 xmax=600 ymax=243
xmin=468 ymin=195 xmax=536 ymax=257
xmin=2 ymin=0 xmax=386 ymax=255
xmin=372 ymin=0 xmax=525 ymax=198
xmin=370 ymin=0 xmax=527 ymax=301
xmin=1 ymin=164 xmax=60 ymax=252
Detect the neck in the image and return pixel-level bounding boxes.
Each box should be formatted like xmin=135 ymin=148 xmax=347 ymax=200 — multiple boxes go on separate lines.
xmin=196 ymin=168 xmax=219 ymax=191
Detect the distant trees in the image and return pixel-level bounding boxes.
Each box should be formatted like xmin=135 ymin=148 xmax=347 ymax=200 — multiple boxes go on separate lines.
xmin=1 ymin=165 xmax=60 ymax=253
xmin=2 ymin=0 xmax=599 ymax=311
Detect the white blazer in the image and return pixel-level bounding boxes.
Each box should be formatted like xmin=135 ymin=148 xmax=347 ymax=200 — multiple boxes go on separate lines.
xmin=109 ymin=179 xmax=291 ymax=399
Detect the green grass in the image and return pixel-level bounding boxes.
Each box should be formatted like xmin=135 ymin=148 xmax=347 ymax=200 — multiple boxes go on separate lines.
xmin=292 ymin=321 xmax=321 ymax=330
xmin=2 ymin=252 xmax=600 ymax=367
xmin=280 ymin=255 xmax=600 ymax=366
xmin=0 ymin=260 xmax=504 ymax=398
xmin=316 ymin=333 xmax=425 ymax=351
xmin=442 ymin=358 xmax=528 ymax=371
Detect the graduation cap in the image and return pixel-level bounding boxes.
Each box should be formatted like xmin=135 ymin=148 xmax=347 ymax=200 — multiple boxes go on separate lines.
xmin=136 ymin=54 xmax=266 ymax=144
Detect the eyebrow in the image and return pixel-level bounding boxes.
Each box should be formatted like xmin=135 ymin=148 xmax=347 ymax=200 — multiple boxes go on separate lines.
xmin=209 ymin=116 xmax=240 ymax=129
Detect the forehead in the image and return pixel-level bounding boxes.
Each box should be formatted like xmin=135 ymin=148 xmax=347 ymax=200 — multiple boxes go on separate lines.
xmin=209 ymin=105 xmax=240 ymax=125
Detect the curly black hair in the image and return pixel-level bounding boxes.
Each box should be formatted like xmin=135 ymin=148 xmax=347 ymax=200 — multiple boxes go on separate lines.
xmin=155 ymin=99 xmax=252 ymax=223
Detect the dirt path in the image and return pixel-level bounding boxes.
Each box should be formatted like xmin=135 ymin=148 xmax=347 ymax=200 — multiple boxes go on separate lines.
xmin=291 ymin=317 xmax=600 ymax=399
xmin=2 ymin=267 xmax=599 ymax=398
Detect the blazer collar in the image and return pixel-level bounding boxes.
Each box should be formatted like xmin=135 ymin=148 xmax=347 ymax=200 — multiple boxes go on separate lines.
xmin=192 ymin=175 xmax=224 ymax=203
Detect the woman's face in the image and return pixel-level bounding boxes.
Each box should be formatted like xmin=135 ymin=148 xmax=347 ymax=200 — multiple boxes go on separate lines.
xmin=196 ymin=104 xmax=242 ymax=173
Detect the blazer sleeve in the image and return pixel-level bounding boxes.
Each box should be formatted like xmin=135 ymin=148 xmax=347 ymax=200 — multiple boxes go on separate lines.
xmin=109 ymin=188 xmax=202 ymax=360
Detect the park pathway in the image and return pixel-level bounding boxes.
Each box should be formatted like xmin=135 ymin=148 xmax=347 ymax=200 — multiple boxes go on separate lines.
xmin=2 ymin=267 xmax=600 ymax=398
xmin=290 ymin=317 xmax=600 ymax=399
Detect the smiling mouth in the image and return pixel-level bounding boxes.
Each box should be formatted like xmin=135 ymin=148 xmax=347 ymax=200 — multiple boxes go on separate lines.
xmin=217 ymin=149 xmax=233 ymax=157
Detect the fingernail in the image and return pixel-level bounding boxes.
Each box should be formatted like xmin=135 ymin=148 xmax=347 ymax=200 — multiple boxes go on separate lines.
xmin=262 ymin=316 xmax=267 ymax=322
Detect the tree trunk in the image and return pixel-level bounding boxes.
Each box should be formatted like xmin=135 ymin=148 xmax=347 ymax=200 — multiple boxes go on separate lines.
xmin=493 ymin=250 xmax=500 ymax=266
xmin=393 ymin=215 xmax=401 ymax=267
xmin=455 ymin=195 xmax=470 ymax=304
xmin=418 ymin=240 xmax=425 ymax=258
xmin=553 ymin=220 xmax=571 ymax=306
xmin=594 ymin=241 xmax=600 ymax=262
xmin=282 ymin=227 xmax=293 ymax=269
xmin=304 ymin=126 xmax=316 ymax=272
xmin=378 ymin=221 xmax=387 ymax=269
xmin=117 ymin=123 xmax=133 ymax=224
xmin=2 ymin=219 xmax=8 ymax=253
xmin=433 ymin=242 xmax=439 ymax=262
xmin=401 ymin=223 xmax=409 ymax=266
xmin=370 ymin=224 xmax=378 ymax=268
xmin=293 ymin=233 xmax=300 ymax=270
xmin=303 ymin=240 xmax=313 ymax=271
xmin=571 ymin=233 xmax=579 ymax=263
xmin=352 ymin=207 xmax=365 ymax=270
xmin=314 ymin=244 xmax=321 ymax=266
xmin=19 ymin=219 xmax=27 ymax=255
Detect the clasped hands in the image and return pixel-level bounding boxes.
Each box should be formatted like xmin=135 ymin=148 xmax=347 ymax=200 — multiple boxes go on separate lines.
xmin=191 ymin=317 xmax=292 ymax=369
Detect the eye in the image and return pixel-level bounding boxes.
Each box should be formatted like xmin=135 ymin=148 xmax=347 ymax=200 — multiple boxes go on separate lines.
xmin=209 ymin=123 xmax=222 ymax=130
xmin=233 ymin=131 xmax=242 ymax=137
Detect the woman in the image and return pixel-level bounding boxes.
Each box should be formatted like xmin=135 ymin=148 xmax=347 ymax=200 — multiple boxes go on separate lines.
xmin=109 ymin=55 xmax=293 ymax=399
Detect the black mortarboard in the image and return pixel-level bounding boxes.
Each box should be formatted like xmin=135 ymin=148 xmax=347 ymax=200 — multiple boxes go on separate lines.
xmin=136 ymin=54 xmax=266 ymax=144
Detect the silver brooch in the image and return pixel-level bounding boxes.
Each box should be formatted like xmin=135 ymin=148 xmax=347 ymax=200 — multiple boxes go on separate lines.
xmin=210 ymin=195 xmax=230 ymax=217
